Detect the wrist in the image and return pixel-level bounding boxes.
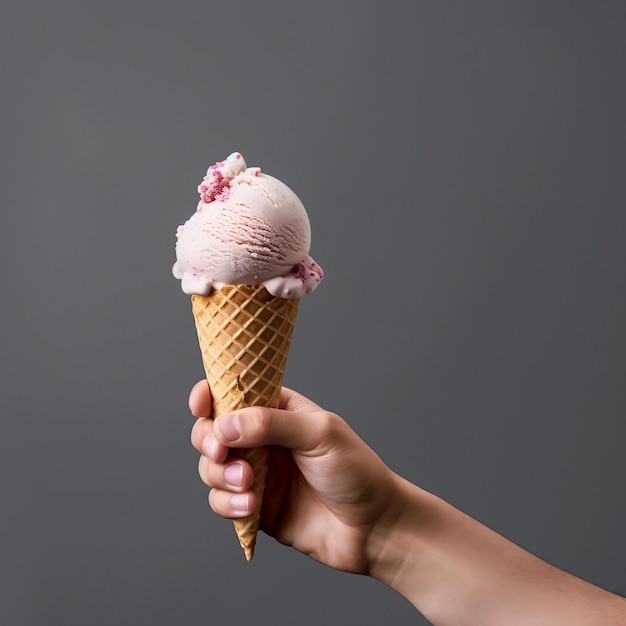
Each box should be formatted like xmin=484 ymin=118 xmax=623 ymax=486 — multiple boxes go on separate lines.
xmin=366 ymin=473 xmax=437 ymax=595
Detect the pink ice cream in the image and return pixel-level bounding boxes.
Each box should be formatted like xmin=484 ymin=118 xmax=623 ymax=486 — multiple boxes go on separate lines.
xmin=173 ymin=152 xmax=323 ymax=298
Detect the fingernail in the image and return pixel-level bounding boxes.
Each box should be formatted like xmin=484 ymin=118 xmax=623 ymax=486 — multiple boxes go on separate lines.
xmin=231 ymin=493 xmax=250 ymax=512
xmin=224 ymin=463 xmax=243 ymax=487
xmin=201 ymin=434 xmax=218 ymax=460
xmin=218 ymin=414 xmax=241 ymax=442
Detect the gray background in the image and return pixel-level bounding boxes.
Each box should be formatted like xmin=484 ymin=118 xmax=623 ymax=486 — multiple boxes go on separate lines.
xmin=2 ymin=1 xmax=625 ymax=624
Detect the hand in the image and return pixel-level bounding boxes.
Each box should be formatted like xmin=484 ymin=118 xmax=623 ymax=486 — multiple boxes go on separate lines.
xmin=189 ymin=380 xmax=405 ymax=574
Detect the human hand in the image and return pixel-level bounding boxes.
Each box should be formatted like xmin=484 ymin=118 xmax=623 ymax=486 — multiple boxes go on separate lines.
xmin=189 ymin=380 xmax=405 ymax=574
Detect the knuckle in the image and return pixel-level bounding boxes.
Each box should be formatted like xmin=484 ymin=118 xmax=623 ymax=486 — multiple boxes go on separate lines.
xmin=245 ymin=406 xmax=273 ymax=439
xmin=314 ymin=411 xmax=350 ymax=451
xmin=318 ymin=410 xmax=342 ymax=436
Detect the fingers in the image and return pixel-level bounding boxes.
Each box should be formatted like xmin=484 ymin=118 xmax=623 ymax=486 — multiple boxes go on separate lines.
xmin=189 ymin=382 xmax=333 ymax=457
xmin=198 ymin=454 xmax=257 ymax=519
xmin=189 ymin=383 xmax=349 ymax=522
xmin=208 ymin=488 xmax=256 ymax=518
xmin=198 ymin=455 xmax=254 ymax=492
xmin=213 ymin=403 xmax=348 ymax=457
xmin=188 ymin=380 xmax=230 ymax=461
xmin=191 ymin=420 xmax=229 ymax=463
xmin=189 ymin=379 xmax=212 ymax=418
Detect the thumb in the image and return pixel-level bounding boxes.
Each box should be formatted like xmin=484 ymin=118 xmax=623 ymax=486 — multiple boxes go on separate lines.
xmin=213 ymin=403 xmax=344 ymax=456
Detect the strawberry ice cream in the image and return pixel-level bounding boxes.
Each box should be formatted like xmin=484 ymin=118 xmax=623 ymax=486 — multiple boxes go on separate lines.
xmin=173 ymin=152 xmax=323 ymax=298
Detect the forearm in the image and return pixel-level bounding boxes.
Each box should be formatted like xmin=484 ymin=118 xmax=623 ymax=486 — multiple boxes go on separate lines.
xmin=370 ymin=475 xmax=626 ymax=626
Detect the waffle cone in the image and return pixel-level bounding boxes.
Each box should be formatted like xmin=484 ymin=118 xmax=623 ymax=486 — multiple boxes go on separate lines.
xmin=191 ymin=285 xmax=299 ymax=560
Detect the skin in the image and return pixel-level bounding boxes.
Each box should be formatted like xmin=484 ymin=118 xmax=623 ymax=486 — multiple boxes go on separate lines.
xmin=189 ymin=380 xmax=626 ymax=626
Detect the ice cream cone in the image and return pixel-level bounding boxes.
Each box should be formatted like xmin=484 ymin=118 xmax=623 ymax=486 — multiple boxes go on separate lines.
xmin=191 ymin=284 xmax=299 ymax=560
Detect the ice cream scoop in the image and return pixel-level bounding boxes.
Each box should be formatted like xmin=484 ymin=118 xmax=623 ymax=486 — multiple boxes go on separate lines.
xmin=173 ymin=152 xmax=323 ymax=297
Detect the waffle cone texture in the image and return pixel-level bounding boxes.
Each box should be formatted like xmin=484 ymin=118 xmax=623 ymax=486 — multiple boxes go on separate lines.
xmin=191 ymin=285 xmax=299 ymax=560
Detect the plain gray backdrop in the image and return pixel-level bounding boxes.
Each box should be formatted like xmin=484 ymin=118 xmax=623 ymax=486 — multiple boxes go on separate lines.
xmin=2 ymin=1 xmax=625 ymax=624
